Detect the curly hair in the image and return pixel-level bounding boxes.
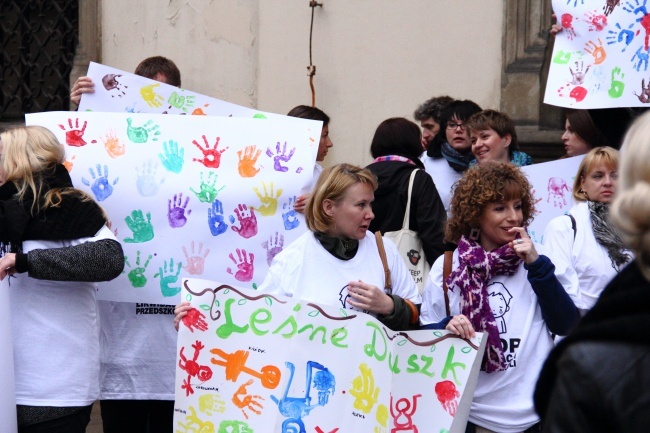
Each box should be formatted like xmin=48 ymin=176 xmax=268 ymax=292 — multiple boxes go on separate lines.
xmin=445 ymin=161 xmax=536 ymax=244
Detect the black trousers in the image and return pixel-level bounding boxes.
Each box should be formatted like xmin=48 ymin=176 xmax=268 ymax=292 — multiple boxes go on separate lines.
xmin=19 ymin=405 xmax=92 ymax=433
xmin=465 ymin=421 xmax=543 ymax=433
xmin=100 ymin=400 xmax=174 ymax=433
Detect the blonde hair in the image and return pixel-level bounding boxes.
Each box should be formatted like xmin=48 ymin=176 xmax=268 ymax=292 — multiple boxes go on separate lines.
xmin=0 ymin=125 xmax=92 ymax=215
xmin=305 ymin=163 xmax=377 ymax=233
xmin=610 ymin=111 xmax=650 ymax=280
xmin=572 ymin=146 xmax=619 ymax=202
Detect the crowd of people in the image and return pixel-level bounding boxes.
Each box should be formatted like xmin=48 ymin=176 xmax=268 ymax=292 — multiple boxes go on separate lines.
xmin=3 ymin=52 xmax=648 ymax=433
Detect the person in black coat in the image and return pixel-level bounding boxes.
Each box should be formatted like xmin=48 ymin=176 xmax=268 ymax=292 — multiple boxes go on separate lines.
xmin=365 ymin=117 xmax=446 ymax=266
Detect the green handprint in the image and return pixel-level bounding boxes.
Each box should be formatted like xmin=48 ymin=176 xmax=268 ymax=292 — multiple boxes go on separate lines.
xmin=126 ymin=117 xmax=161 ymax=143
xmin=124 ymin=250 xmax=153 ymax=287
xmin=168 ymin=92 xmax=195 ymax=112
xmin=154 ymin=257 xmax=182 ymax=297
xmin=190 ymin=172 xmax=226 ymax=203
xmin=124 ymin=210 xmax=154 ymax=243
xmin=552 ymin=50 xmax=572 ymax=65
xmin=608 ymin=67 xmax=625 ymax=98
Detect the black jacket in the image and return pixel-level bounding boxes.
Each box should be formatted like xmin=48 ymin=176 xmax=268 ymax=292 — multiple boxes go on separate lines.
xmin=366 ymin=161 xmax=446 ymax=266
xmin=534 ymin=260 xmax=650 ymax=433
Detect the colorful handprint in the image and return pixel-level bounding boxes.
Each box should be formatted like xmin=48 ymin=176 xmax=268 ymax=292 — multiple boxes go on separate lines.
xmin=192 ymin=135 xmax=228 ymax=169
xmin=136 ymin=160 xmax=164 ymax=196
xmin=207 ymin=199 xmax=229 ymax=236
xmin=253 ymin=182 xmax=282 ymax=217
xmin=168 ymin=193 xmax=192 ymax=228
xmin=190 ymin=172 xmax=225 ymax=203
xmin=266 ymin=141 xmax=295 ymax=172
xmin=261 ymin=232 xmax=284 ymax=266
xmin=158 ymin=140 xmax=184 ymax=173
xmin=101 ymin=129 xmax=126 ymax=158
xmin=124 ymin=250 xmax=153 ymax=288
xmin=81 ymin=164 xmax=119 ymax=202
xmin=154 ymin=257 xmax=183 ymax=297
xmin=182 ymin=241 xmax=210 ymax=275
xmin=126 ymin=117 xmax=160 ymax=143
xmin=140 ymin=83 xmax=164 ymax=108
xmin=124 ymin=210 xmax=154 ymax=243
xmin=58 ymin=118 xmax=88 ymax=147
xmin=227 ymin=248 xmax=255 ymax=282
xmin=168 ymin=91 xmax=195 ymax=112
xmin=237 ymin=145 xmax=262 ymax=178
xmin=281 ymin=196 xmax=300 ymax=230
xmin=230 ymin=204 xmax=258 ymax=239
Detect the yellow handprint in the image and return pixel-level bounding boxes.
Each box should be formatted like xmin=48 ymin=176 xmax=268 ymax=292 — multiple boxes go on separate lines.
xmin=253 ymin=182 xmax=283 ymax=217
xmin=140 ymin=83 xmax=164 ymax=108
xmin=349 ymin=363 xmax=380 ymax=413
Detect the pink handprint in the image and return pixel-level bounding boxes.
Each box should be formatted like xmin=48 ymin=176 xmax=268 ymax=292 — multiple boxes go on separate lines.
xmin=192 ymin=135 xmax=229 ymax=169
xmin=227 ymin=248 xmax=255 ymax=282
xmin=434 ymin=381 xmax=460 ymax=417
xmin=262 ymin=232 xmax=284 ymax=265
xmin=181 ymin=308 xmax=209 ymax=332
xmin=585 ymin=10 xmax=607 ymax=32
xmin=182 ymin=241 xmax=210 ymax=275
xmin=230 ymin=204 xmax=258 ymax=239
xmin=58 ymin=118 xmax=88 ymax=147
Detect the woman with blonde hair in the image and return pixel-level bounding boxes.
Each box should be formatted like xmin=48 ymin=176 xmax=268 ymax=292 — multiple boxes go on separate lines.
xmin=543 ymin=147 xmax=632 ymax=312
xmin=535 ymin=110 xmax=650 ymax=433
xmin=0 ymin=125 xmax=124 ymax=432
xmin=420 ymin=162 xmax=578 ymax=433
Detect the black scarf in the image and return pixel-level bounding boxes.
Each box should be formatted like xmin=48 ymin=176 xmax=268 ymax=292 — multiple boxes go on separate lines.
xmin=588 ymin=201 xmax=631 ymax=270
xmin=440 ymin=141 xmax=473 ymax=173
xmin=0 ymin=164 xmax=106 ymax=254
xmin=314 ymin=232 xmax=359 ymax=260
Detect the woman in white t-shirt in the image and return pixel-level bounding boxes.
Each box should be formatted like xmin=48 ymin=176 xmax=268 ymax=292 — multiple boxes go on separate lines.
xmin=543 ymin=147 xmax=632 ymax=312
xmin=0 ymin=126 xmax=124 ymax=433
xmin=177 ymin=163 xmax=421 ymax=331
xmin=419 ymin=162 xmax=578 ymax=433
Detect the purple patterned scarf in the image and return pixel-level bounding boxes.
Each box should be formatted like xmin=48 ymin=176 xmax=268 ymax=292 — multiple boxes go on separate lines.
xmin=446 ymin=236 xmax=522 ymax=372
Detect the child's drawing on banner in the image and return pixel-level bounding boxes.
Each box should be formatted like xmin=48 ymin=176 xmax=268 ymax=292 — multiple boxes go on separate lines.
xmin=546 ymin=0 xmax=650 ymax=108
xmin=174 ymin=279 xmax=486 ymax=433
xmin=520 ymin=155 xmax=584 ymax=244
xmin=25 ymin=112 xmax=321 ymax=304
xmin=78 ymin=62 xmax=282 ymax=118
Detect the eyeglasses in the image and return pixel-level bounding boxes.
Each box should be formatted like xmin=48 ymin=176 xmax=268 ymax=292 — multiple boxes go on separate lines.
xmin=446 ymin=122 xmax=467 ymax=131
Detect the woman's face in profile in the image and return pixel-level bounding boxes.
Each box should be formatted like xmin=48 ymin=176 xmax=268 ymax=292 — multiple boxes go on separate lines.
xmin=445 ymin=115 xmax=472 ymax=153
xmin=324 ymin=182 xmax=375 ymax=240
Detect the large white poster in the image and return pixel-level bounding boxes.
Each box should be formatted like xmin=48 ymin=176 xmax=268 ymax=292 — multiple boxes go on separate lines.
xmin=25 ymin=112 xmax=320 ymax=303
xmin=174 ymin=279 xmax=486 ymax=433
xmin=545 ymin=0 xmax=650 ymax=108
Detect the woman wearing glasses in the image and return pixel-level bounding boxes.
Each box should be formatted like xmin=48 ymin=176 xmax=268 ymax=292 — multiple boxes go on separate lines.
xmin=421 ymin=100 xmax=482 ymax=216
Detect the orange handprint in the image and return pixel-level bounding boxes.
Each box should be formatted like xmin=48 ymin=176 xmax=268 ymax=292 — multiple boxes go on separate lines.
xmin=140 ymin=83 xmax=164 ymax=108
xmin=101 ymin=129 xmax=126 ymax=158
xmin=584 ymin=38 xmax=606 ymax=65
xmin=237 ymin=145 xmax=262 ymax=178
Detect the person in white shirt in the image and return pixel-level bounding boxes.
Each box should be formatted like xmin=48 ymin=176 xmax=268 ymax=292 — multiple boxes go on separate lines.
xmin=543 ymin=147 xmax=632 ymax=312
xmin=420 ymin=162 xmax=578 ymax=433
xmin=176 ymin=163 xmax=421 ymax=331
xmin=0 ymin=126 xmax=124 ymax=433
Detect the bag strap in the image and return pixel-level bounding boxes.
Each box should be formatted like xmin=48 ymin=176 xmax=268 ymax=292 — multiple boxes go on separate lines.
xmin=375 ymin=231 xmax=392 ymax=295
xmin=442 ymin=250 xmax=453 ymax=317
xmin=567 ymin=213 xmax=577 ymax=240
xmin=401 ymin=170 xmax=418 ymax=230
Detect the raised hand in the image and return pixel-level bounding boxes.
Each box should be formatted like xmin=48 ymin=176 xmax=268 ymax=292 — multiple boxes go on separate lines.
xmin=82 ymin=164 xmax=119 ymax=201
xmin=158 ymin=140 xmax=184 ymax=173
xmin=70 ymin=76 xmax=94 ymax=106
xmin=266 ymin=141 xmax=295 ymax=172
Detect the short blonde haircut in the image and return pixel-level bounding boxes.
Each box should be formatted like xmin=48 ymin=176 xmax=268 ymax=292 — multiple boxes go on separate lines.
xmin=305 ymin=163 xmax=377 ymax=233
xmin=0 ymin=125 xmax=93 ymax=215
xmin=611 ymin=111 xmax=650 ymax=280
xmin=572 ymin=146 xmax=619 ymax=202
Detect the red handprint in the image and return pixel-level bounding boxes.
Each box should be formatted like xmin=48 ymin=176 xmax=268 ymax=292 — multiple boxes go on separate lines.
xmin=179 ymin=341 xmax=213 ymax=396
xmin=181 ymin=308 xmax=209 ymax=332
xmin=231 ymin=204 xmax=258 ymax=239
xmin=435 ymin=380 xmax=460 ymax=417
xmin=192 ymin=135 xmax=229 ymax=168
xmin=58 ymin=118 xmax=88 ymax=147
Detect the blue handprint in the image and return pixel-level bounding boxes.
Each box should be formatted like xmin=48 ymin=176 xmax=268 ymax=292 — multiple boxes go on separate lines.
xmin=566 ymin=0 xmax=584 ymax=6
xmin=168 ymin=193 xmax=191 ymax=228
xmin=154 ymin=257 xmax=182 ymax=297
xmin=607 ymin=23 xmax=636 ymax=52
xmin=158 ymin=140 xmax=185 ymax=173
xmin=633 ymin=46 xmax=650 ymax=71
xmin=136 ymin=160 xmax=164 ymax=197
xmin=207 ymin=199 xmax=229 ymax=236
xmin=266 ymin=141 xmax=295 ymax=172
xmin=623 ymin=0 xmax=648 ymax=19
xmin=81 ymin=164 xmax=119 ymax=201
xmin=281 ymin=196 xmax=300 ymax=230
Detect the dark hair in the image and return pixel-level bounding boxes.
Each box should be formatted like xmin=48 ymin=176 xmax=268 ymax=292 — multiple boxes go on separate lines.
xmin=427 ymin=99 xmax=482 ymax=158
xmin=565 ymin=109 xmax=610 ymax=150
xmin=287 ymin=105 xmax=330 ymax=126
xmin=134 ymin=56 xmax=181 ymax=87
xmin=414 ymin=96 xmax=455 ymax=122
xmin=370 ymin=117 xmax=424 ymax=165
xmin=466 ymin=109 xmax=519 ymax=158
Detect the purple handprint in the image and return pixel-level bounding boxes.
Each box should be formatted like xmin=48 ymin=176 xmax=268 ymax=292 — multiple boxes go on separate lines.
xmin=266 ymin=141 xmax=295 ymax=172
xmin=281 ymin=196 xmax=300 ymax=230
xmin=207 ymin=199 xmax=229 ymax=236
xmin=262 ymin=232 xmax=284 ymax=265
xmin=227 ymin=248 xmax=255 ymax=282
xmin=168 ymin=193 xmax=191 ymax=228
xmin=230 ymin=204 xmax=258 ymax=239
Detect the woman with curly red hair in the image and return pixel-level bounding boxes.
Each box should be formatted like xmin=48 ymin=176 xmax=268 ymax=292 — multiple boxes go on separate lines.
xmin=420 ymin=162 xmax=578 ymax=433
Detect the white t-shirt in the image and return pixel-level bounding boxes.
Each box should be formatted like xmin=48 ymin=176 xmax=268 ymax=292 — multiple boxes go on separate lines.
xmin=543 ymin=201 xmax=630 ymax=310
xmin=301 ymin=163 xmax=323 ymax=195
xmin=258 ymin=231 xmax=421 ymax=313
xmin=98 ymin=301 xmax=177 ymax=400
xmin=420 ymin=247 xmax=554 ymax=433
xmin=420 ymin=156 xmax=462 ymax=217
xmin=10 ymin=226 xmax=115 ymax=407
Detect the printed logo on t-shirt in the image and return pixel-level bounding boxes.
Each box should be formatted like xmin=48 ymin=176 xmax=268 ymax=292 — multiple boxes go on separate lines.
xmin=135 ymin=303 xmax=175 ymax=315
xmin=338 ymin=285 xmax=369 ymax=314
xmin=487 ymin=282 xmax=519 ymax=369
